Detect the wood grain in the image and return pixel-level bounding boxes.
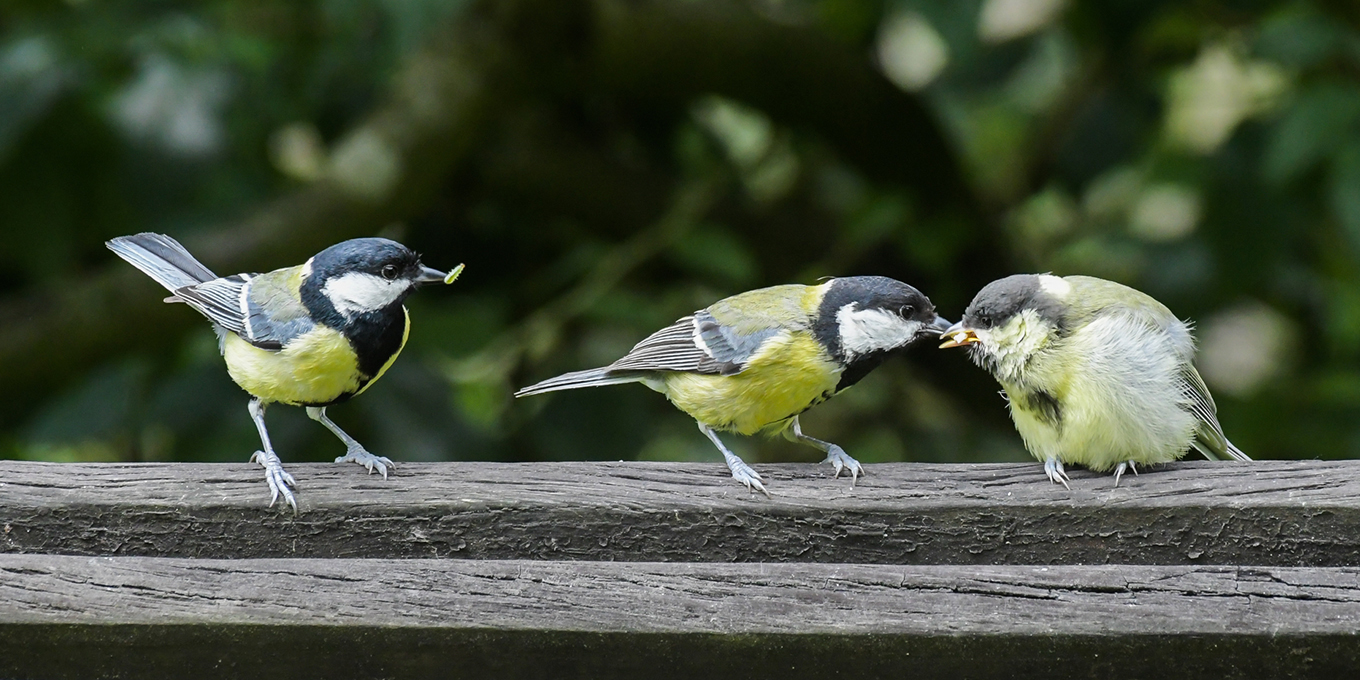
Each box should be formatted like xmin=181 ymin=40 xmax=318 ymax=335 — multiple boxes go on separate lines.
xmin=3 ymin=555 xmax=1358 ymax=679
xmin=2 ymin=459 xmax=1357 ymax=565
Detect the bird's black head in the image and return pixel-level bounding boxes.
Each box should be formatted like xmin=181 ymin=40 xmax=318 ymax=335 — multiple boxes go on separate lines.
xmin=310 ymin=238 xmax=421 ymax=286
xmin=960 ymin=274 xmax=1065 ymax=331
xmin=940 ymin=274 xmax=1070 ymax=381
xmin=814 ymin=275 xmax=950 ymax=365
xmin=303 ymin=238 xmax=450 ymax=320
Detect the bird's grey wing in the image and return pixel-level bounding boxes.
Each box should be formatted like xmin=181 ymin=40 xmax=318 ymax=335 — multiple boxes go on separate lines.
xmin=174 ymin=270 xmax=314 ymax=350
xmin=239 ymin=270 xmax=314 ymax=350
xmin=606 ymin=311 xmax=779 ymax=375
xmin=1182 ymin=364 xmax=1251 ymax=461
xmin=694 ymin=309 xmax=781 ymax=368
xmin=171 ymin=274 xmax=252 ymax=337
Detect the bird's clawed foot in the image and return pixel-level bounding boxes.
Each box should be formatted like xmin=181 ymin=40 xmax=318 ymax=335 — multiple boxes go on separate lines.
xmin=1113 ymin=460 xmax=1139 ymax=487
xmin=1043 ymin=458 xmax=1071 ymax=490
xmin=251 ymin=449 xmax=298 ymax=513
xmin=726 ymin=457 xmax=770 ymax=498
xmin=822 ymin=446 xmax=864 ymax=488
xmin=335 ymin=447 xmax=395 ymax=479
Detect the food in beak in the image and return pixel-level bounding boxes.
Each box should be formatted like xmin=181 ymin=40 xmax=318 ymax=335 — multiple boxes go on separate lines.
xmin=939 ymin=328 xmax=980 ymax=349
xmin=416 ymin=263 xmax=464 ymax=286
xmin=443 ymin=263 xmax=465 ymax=285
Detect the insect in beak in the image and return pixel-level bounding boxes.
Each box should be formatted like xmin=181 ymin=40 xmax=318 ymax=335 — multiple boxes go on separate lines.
xmin=938 ymin=321 xmax=980 ymax=349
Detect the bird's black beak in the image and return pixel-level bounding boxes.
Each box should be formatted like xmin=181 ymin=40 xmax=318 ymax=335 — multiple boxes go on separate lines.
xmin=928 ymin=315 xmax=953 ymax=333
xmin=415 ymin=263 xmax=464 ymax=286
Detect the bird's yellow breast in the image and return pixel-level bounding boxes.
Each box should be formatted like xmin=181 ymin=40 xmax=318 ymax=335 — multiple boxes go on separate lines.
xmin=659 ymin=331 xmax=841 ymax=436
xmin=223 ymin=327 xmax=364 ymax=407
xmin=999 ymin=311 xmax=1199 ymax=471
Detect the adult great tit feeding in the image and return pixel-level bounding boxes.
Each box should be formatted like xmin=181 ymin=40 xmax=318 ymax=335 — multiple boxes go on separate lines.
xmin=940 ymin=274 xmax=1250 ymax=487
xmin=515 ymin=276 xmax=949 ymax=495
xmin=108 ymin=233 xmax=461 ymax=511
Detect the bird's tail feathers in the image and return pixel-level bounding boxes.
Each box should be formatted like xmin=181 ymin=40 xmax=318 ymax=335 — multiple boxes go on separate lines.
xmin=1192 ymin=435 xmax=1252 ymax=462
xmin=107 ymin=233 xmax=219 ymax=293
xmin=514 ymin=368 xmax=641 ymax=397
xmin=1221 ymin=439 xmax=1251 ymax=462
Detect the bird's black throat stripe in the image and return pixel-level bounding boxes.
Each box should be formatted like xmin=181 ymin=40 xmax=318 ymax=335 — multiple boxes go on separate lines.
xmin=342 ymin=306 xmax=408 ymax=380
xmin=300 ymin=279 xmax=410 ymax=398
xmin=835 ymin=351 xmax=891 ymax=393
xmin=1018 ymin=389 xmax=1063 ymax=429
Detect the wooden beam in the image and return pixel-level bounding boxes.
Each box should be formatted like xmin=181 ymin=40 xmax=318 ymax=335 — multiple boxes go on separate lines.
xmin=2 ymin=555 xmax=1357 ymax=679
xmin=2 ymin=459 xmax=1356 ymax=565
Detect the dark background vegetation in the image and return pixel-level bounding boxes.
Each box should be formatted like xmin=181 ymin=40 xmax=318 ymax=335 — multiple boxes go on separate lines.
xmin=2 ymin=0 xmax=1357 ymax=470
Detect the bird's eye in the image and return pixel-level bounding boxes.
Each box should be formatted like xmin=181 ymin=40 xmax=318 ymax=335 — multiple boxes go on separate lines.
xmin=381 ymin=264 xmax=398 ymax=281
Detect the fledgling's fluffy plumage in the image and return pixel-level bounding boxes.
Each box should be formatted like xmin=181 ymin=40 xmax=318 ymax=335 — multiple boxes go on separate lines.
xmin=941 ymin=273 xmax=1248 ymax=487
xmin=516 ymin=276 xmax=949 ymax=495
xmin=108 ymin=233 xmax=459 ymax=510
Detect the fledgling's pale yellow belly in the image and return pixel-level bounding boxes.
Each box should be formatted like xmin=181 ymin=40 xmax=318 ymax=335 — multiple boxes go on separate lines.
xmin=659 ymin=332 xmax=841 ymax=436
xmin=222 ymin=328 xmax=363 ymax=406
xmin=1007 ymin=389 xmax=1196 ymax=471
xmin=1001 ymin=358 xmax=1198 ymax=473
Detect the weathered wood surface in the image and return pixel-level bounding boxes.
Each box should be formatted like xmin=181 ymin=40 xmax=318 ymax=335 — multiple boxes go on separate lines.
xmin=3 ymin=555 xmax=1359 ymax=679
xmin=2 ymin=459 xmax=1356 ymax=565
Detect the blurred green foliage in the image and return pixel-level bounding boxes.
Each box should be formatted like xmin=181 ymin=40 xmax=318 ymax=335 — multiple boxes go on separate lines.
xmin=2 ymin=0 xmax=1359 ymax=469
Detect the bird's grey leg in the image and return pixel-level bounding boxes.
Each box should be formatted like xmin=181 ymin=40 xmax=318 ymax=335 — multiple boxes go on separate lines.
xmin=789 ymin=416 xmax=864 ymax=487
xmin=1113 ymin=460 xmax=1139 ymax=487
xmin=1043 ymin=458 xmax=1071 ymax=490
xmin=306 ymin=407 xmax=395 ymax=478
xmin=698 ymin=422 xmax=769 ymax=497
xmin=246 ymin=397 xmax=297 ymax=512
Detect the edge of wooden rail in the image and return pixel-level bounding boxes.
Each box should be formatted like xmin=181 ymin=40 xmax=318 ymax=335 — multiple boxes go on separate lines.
xmin=3 ymin=459 xmax=1358 ymax=565
xmin=3 ymin=556 xmax=1359 ymax=679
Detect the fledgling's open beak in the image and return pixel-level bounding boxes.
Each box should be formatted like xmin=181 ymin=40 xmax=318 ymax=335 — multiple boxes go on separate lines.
xmin=938 ymin=320 xmax=980 ymax=349
xmin=415 ymin=263 xmax=465 ymax=286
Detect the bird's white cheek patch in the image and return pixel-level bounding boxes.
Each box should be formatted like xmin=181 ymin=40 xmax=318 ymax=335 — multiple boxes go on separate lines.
xmin=322 ymin=272 xmax=410 ymax=317
xmin=836 ymin=305 xmax=923 ymax=359
xmin=981 ymin=309 xmax=1053 ymax=382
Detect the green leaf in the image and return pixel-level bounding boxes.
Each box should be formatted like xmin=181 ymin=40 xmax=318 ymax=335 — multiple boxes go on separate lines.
xmin=1264 ymin=84 xmax=1360 ymax=185
xmin=669 ymin=224 xmax=759 ymax=287
xmin=1255 ymin=5 xmax=1344 ymax=68
xmin=1330 ymin=137 xmax=1360 ymax=251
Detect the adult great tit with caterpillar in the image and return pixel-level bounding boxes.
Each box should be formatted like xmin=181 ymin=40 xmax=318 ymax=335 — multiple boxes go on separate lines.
xmin=515 ymin=276 xmax=950 ymax=495
xmin=940 ymin=273 xmax=1250 ymax=487
xmin=108 ymin=233 xmax=461 ymax=511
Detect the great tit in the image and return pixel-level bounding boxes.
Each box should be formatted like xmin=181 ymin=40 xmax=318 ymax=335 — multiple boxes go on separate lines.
xmin=107 ymin=232 xmax=460 ymax=511
xmin=515 ymin=276 xmax=949 ymax=495
xmin=939 ymin=273 xmax=1250 ymax=487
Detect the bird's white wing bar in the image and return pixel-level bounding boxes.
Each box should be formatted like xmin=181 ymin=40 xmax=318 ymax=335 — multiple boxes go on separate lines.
xmin=238 ymin=274 xmax=255 ymax=341
xmin=514 ymin=317 xmax=726 ymax=397
xmin=608 ymin=311 xmax=780 ymax=376
xmin=173 ymin=275 xmax=253 ymax=336
xmin=607 ymin=317 xmax=722 ymax=373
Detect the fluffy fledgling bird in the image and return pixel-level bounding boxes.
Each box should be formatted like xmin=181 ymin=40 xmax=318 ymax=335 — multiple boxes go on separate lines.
xmin=108 ymin=232 xmax=461 ymax=510
xmin=515 ymin=276 xmax=949 ymax=495
xmin=939 ymin=273 xmax=1249 ymax=487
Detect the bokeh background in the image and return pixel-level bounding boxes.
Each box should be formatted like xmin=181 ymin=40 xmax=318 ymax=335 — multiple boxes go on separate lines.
xmin=2 ymin=0 xmax=1356 ymax=470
